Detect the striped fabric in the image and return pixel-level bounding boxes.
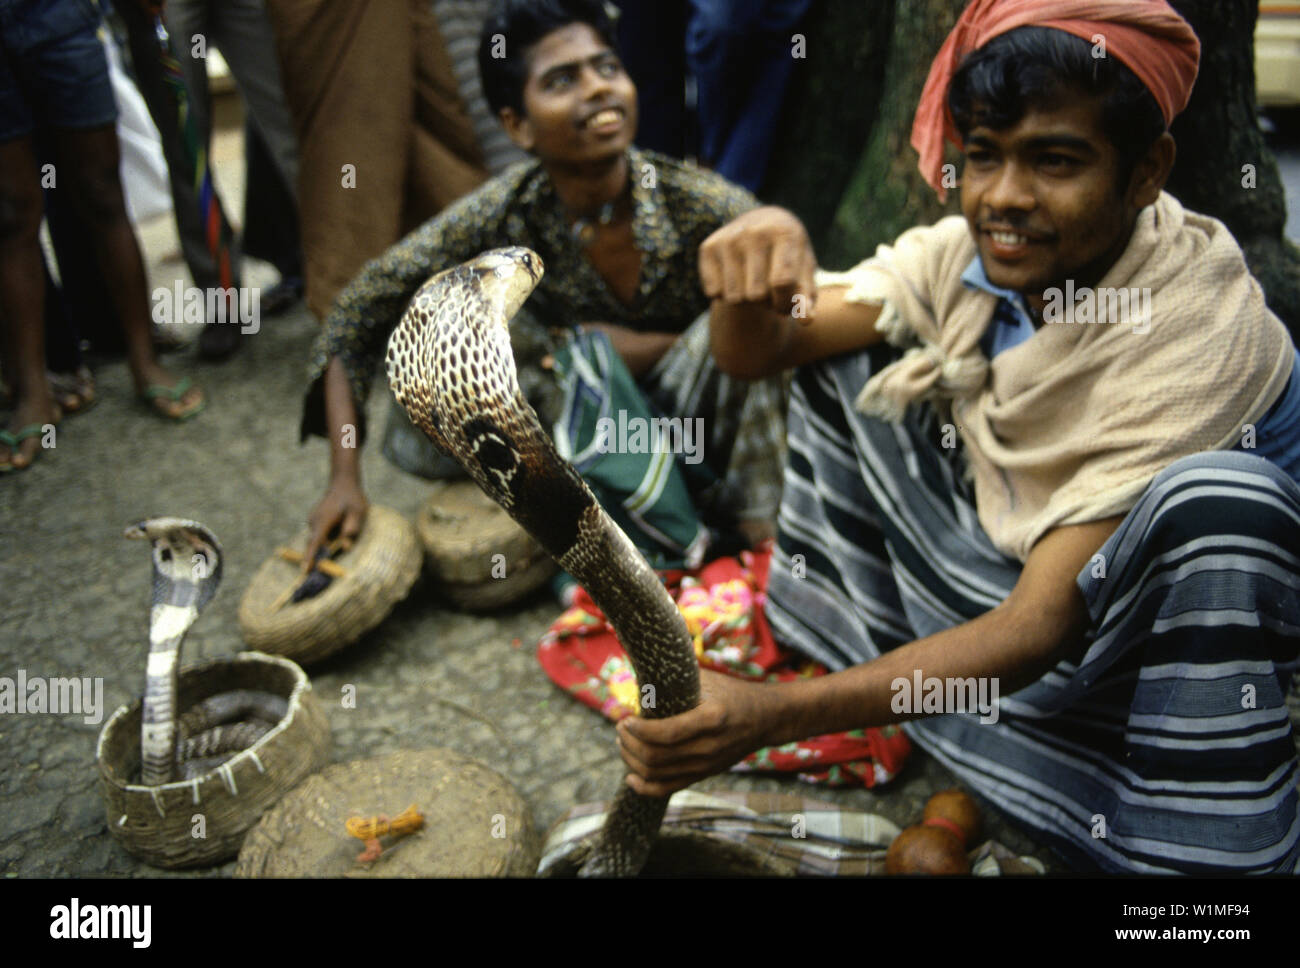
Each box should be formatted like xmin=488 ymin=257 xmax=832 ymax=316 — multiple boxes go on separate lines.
xmin=538 ymin=789 xmax=1045 ymax=876
xmin=552 ymin=328 xmax=712 ymax=570
xmin=642 ymin=310 xmax=790 ymax=525
xmin=545 ymin=315 xmax=789 ymax=572
xmin=766 ymin=345 xmax=1300 ymax=873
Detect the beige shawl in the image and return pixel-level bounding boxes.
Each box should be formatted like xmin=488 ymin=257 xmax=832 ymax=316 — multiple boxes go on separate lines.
xmin=818 ymin=192 xmax=1294 ymax=561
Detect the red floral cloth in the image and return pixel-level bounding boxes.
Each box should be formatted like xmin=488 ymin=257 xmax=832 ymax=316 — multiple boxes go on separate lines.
xmin=536 ymin=547 xmax=912 ymax=786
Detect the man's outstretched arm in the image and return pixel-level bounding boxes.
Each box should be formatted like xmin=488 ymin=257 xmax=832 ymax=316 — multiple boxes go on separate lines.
xmin=617 ymin=515 xmax=1123 ymax=797
xmin=701 ymin=206 xmax=887 ymax=379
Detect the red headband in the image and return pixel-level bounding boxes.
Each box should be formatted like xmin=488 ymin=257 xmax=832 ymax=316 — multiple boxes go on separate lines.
xmin=912 ymin=0 xmax=1201 ymax=200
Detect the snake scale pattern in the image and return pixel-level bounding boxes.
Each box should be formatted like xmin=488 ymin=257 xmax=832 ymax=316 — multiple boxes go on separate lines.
xmin=386 ymin=248 xmax=702 ymax=876
xmin=125 ymin=518 xmax=286 ymax=784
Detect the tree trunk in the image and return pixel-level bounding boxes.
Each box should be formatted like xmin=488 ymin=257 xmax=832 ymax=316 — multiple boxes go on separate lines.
xmin=765 ymin=0 xmax=967 ymax=269
xmin=764 ymin=0 xmax=1299 ymax=340
xmin=1167 ymin=0 xmax=1300 ymax=340
xmin=818 ymin=0 xmax=967 ymax=268
xmin=761 ymin=0 xmax=896 ymax=250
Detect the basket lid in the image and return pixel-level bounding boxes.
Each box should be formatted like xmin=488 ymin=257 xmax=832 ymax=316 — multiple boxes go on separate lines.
xmin=234 ymin=749 xmax=539 ymax=877
xmin=237 ymin=505 xmax=422 ymax=663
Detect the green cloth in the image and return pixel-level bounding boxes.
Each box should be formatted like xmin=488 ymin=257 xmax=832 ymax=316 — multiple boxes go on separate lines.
xmin=551 ymin=329 xmax=712 ymax=578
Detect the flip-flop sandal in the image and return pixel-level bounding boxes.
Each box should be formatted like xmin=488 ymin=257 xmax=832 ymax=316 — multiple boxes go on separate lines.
xmin=140 ymin=376 xmax=206 ymax=422
xmin=46 ymin=367 xmax=96 ymax=415
xmin=0 ymin=423 xmax=51 ymax=473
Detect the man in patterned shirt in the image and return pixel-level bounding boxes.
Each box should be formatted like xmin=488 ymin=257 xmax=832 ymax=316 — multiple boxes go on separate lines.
xmin=301 ymin=0 xmax=792 ymax=567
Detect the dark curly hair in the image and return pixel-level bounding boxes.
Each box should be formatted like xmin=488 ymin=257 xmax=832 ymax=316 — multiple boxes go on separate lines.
xmin=947 ymin=26 xmax=1168 ymax=188
xmin=478 ymin=0 xmax=621 ymax=117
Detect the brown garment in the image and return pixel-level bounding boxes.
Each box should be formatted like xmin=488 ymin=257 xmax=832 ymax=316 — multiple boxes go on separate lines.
xmin=262 ymin=0 xmax=489 ymax=318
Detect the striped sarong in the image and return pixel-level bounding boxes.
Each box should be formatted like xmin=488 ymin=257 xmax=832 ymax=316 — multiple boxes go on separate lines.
xmin=642 ymin=311 xmax=790 ymax=527
xmin=767 ymin=345 xmax=1300 ymax=873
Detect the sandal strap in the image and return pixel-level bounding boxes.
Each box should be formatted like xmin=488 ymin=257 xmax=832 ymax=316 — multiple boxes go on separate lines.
xmin=0 ymin=424 xmax=48 ymax=447
xmin=141 ymin=376 xmax=193 ymax=402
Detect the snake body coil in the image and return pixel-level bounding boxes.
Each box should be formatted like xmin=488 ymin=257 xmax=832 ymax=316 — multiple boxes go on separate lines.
xmin=386 ymin=248 xmax=702 ymax=876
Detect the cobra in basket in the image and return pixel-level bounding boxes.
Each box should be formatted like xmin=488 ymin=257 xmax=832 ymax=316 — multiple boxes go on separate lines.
xmin=97 ymin=518 xmax=330 ymax=868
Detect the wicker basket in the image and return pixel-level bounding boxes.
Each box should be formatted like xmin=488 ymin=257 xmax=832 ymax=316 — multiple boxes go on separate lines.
xmin=237 ymin=505 xmax=422 ymax=664
xmin=540 ymin=828 xmax=798 ymax=877
xmin=96 ymin=652 xmax=332 ymax=869
xmin=416 ymin=481 xmax=557 ymax=611
xmin=234 ymin=749 xmax=539 ymax=877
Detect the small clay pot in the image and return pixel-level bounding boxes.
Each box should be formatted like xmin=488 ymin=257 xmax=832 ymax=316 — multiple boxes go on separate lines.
xmin=885 ymin=824 xmax=971 ymax=874
xmin=922 ymin=788 xmax=982 ymax=847
xmin=886 ymin=788 xmax=983 ymax=874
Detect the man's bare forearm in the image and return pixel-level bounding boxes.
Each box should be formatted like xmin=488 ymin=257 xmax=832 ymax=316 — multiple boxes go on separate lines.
xmin=760 ymin=594 xmax=1085 ymax=747
xmin=756 ymin=518 xmax=1122 ymax=747
xmin=709 ymin=300 xmax=796 ymax=379
xmin=710 ymin=289 xmax=887 ymax=380
xmin=323 ymin=355 xmax=362 ymax=482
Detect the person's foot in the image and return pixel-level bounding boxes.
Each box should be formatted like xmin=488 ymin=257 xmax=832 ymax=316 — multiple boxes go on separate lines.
xmin=0 ymin=391 xmax=60 ymax=472
xmin=134 ymin=363 xmax=205 ymax=421
xmin=198 ymin=319 xmax=241 ymax=361
xmin=46 ymin=367 xmax=96 ymax=415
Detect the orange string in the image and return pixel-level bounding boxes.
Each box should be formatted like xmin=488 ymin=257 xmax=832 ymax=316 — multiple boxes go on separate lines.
xmin=345 ymin=805 xmax=424 ymax=862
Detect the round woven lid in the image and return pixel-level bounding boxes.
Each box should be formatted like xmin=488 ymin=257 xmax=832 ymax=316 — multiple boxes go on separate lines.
xmin=417 ymin=481 xmax=556 ymax=610
xmin=234 ymin=749 xmax=539 ymax=877
xmin=237 ymin=505 xmax=422 ymax=664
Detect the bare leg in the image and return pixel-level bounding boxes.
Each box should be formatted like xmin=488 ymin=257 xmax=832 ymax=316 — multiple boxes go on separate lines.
xmin=51 ymin=124 xmax=202 ymax=417
xmin=0 ymin=136 xmax=59 ymax=468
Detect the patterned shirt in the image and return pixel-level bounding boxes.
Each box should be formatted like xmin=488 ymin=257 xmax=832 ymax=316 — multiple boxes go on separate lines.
xmin=302 ymin=146 xmax=758 ymax=439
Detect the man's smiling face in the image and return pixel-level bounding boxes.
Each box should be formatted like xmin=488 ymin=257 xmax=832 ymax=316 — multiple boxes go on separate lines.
xmin=506 ymin=22 xmax=637 ymax=166
xmin=960 ymin=92 xmax=1153 ymax=311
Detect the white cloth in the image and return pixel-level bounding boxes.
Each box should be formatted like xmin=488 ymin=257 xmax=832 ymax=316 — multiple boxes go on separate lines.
xmin=103 ymin=29 xmax=172 ymax=224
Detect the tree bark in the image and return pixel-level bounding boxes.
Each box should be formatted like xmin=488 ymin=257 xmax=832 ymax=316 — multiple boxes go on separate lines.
xmin=764 ymin=0 xmax=967 ymax=269
xmin=761 ymin=0 xmax=896 ymax=249
xmin=1167 ymin=0 xmax=1300 ymax=340
xmin=818 ymin=0 xmax=967 ymax=268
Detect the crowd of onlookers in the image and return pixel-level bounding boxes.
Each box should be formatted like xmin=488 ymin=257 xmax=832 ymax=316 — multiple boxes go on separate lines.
xmin=0 ymin=0 xmax=812 ymax=474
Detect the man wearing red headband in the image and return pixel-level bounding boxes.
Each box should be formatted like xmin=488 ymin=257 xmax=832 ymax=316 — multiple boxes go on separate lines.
xmin=619 ymin=0 xmax=1300 ymax=873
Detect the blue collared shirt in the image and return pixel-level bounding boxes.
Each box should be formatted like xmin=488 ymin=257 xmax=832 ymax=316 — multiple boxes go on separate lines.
xmin=961 ymin=257 xmax=1300 ymax=483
